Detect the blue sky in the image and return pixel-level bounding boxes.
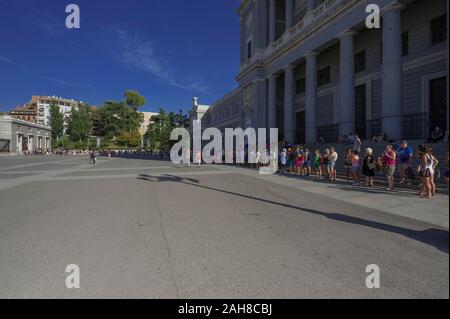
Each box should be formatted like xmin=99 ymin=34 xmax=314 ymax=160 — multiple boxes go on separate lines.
xmin=0 ymin=0 xmax=241 ymax=113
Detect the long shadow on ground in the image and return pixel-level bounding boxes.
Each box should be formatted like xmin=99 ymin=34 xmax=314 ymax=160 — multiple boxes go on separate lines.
xmin=137 ymin=173 xmax=449 ymax=254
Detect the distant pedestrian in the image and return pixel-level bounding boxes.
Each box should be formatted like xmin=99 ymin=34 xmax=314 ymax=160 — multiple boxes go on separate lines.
xmin=382 ymin=144 xmax=397 ymax=191
xmin=417 ymin=145 xmax=434 ymax=199
xmin=323 ymin=149 xmax=330 ymax=179
xmin=295 ymin=152 xmax=304 ymax=175
xmin=329 ymin=147 xmax=338 ymax=182
xmin=351 ymin=150 xmax=361 ymax=186
xmin=195 ymin=151 xmax=202 ymax=168
xmin=343 ymin=148 xmax=353 ymax=183
xmin=397 ymin=140 xmax=413 ymax=185
xmin=362 ymin=148 xmax=375 ymax=187
xmin=353 ymin=134 xmax=362 ymax=154
xmin=313 ymin=150 xmax=322 ymax=179
xmin=280 ymin=148 xmax=287 ymax=173
xmin=90 ymin=151 xmax=97 ymax=165
xmin=304 ymin=147 xmax=312 ymax=176
xmin=428 ymin=147 xmax=439 ymax=197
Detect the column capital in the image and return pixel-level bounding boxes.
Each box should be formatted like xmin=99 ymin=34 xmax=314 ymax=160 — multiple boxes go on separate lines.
xmin=381 ymin=1 xmax=406 ymax=15
xmin=337 ymin=29 xmax=358 ymax=40
xmin=305 ymin=51 xmax=319 ymax=59
xmin=284 ymin=63 xmax=296 ymax=71
xmin=267 ymin=74 xmax=279 ymax=80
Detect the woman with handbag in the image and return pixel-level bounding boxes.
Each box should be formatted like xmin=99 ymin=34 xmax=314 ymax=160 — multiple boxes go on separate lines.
xmin=362 ymin=148 xmax=376 ymax=187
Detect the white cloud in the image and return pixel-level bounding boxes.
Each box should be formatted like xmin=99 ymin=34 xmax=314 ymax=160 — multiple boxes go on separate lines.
xmin=113 ymin=28 xmax=210 ymax=94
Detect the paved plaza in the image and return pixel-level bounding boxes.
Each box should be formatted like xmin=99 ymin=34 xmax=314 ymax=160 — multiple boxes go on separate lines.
xmin=0 ymin=155 xmax=448 ymax=298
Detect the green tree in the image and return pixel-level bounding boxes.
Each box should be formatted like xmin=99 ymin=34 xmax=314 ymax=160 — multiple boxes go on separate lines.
xmin=95 ymin=90 xmax=145 ymax=138
xmin=49 ymin=104 xmax=64 ymax=141
xmin=144 ymin=108 xmax=190 ymax=152
xmin=116 ymin=130 xmax=142 ymax=148
xmin=67 ymin=104 xmax=92 ymax=142
xmin=124 ymin=90 xmax=146 ymax=111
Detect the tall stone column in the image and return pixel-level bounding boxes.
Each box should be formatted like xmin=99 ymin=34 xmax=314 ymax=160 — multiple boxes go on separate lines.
xmin=285 ymin=0 xmax=294 ymax=30
xmin=269 ymin=0 xmax=276 ymax=43
xmin=284 ymin=64 xmax=295 ymax=143
xmin=338 ymin=29 xmax=357 ymax=136
xmin=253 ymin=79 xmax=268 ymax=132
xmin=305 ymin=51 xmax=318 ymax=144
xmin=382 ymin=3 xmax=405 ymax=140
xmin=268 ymin=75 xmax=278 ymax=130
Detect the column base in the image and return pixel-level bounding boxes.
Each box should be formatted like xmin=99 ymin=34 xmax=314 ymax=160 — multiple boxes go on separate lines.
xmin=305 ymin=127 xmax=317 ymax=145
xmin=382 ymin=116 xmax=403 ymax=141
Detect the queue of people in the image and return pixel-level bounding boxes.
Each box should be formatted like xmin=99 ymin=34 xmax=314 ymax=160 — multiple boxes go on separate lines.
xmin=277 ymin=139 xmax=447 ymax=199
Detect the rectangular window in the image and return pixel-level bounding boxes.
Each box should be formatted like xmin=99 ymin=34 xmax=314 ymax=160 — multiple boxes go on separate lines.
xmin=296 ymin=78 xmax=305 ymax=95
xmin=247 ymin=40 xmax=253 ymax=59
xmin=431 ymin=15 xmax=447 ymax=45
xmin=317 ymin=66 xmax=331 ymax=86
xmin=402 ymin=31 xmax=409 ymax=56
xmin=354 ymin=51 xmax=366 ymax=73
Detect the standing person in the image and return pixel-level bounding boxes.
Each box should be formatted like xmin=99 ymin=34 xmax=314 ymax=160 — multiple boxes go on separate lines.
xmin=343 ymin=148 xmax=353 ymax=183
xmin=195 ymin=151 xmax=202 ymax=168
xmin=428 ymin=147 xmax=439 ymax=197
xmin=351 ymin=150 xmax=361 ymax=186
xmin=288 ymin=148 xmax=295 ymax=174
xmin=329 ymin=147 xmax=338 ymax=182
xmin=279 ymin=148 xmax=287 ymax=174
xmin=353 ymin=134 xmax=362 ymax=154
xmin=362 ymin=148 xmax=376 ymax=187
xmin=304 ymin=147 xmax=312 ymax=176
xmin=322 ymin=149 xmax=330 ymax=180
xmin=295 ymin=152 xmax=303 ymax=175
xmin=417 ymin=145 xmax=434 ymax=199
xmin=89 ymin=150 xmax=96 ymax=165
xmin=397 ymin=140 xmax=413 ymax=185
xmin=313 ymin=150 xmax=322 ymax=179
xmin=383 ymin=144 xmax=397 ymax=191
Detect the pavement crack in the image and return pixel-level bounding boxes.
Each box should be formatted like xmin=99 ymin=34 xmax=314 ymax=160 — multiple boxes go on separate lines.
xmin=154 ymin=195 xmax=181 ymax=298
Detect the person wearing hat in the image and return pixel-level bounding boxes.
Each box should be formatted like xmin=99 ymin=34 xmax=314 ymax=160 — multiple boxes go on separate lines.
xmin=397 ymin=140 xmax=413 ymax=184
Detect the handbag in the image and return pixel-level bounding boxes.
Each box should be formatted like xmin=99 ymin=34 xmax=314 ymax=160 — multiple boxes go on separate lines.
xmin=368 ymin=161 xmax=376 ymax=170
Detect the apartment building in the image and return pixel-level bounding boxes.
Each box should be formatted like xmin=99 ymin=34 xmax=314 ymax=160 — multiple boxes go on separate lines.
xmin=33 ymin=95 xmax=81 ymax=130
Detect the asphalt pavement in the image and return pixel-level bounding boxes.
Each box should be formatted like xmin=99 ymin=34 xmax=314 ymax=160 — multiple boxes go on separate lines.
xmin=0 ymin=155 xmax=448 ymax=298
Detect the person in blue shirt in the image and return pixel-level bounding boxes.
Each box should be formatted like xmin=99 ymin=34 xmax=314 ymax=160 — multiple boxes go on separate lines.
xmin=397 ymin=140 xmax=413 ymax=184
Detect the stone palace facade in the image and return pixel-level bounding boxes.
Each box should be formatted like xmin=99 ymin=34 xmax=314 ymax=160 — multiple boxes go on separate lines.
xmin=192 ymin=0 xmax=448 ymax=144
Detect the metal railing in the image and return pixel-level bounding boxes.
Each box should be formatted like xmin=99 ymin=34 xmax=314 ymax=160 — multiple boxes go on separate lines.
xmin=403 ymin=110 xmax=447 ymax=140
xmin=317 ymin=124 xmax=339 ymax=143
xmin=366 ymin=118 xmax=382 ymax=140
